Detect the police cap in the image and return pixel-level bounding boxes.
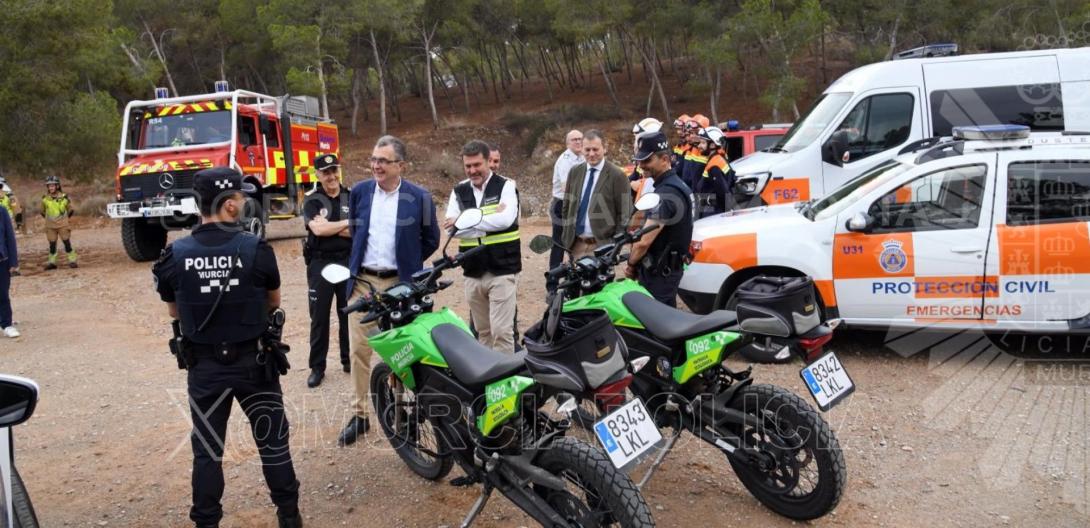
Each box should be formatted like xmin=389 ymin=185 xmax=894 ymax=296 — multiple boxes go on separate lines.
xmin=314 ymin=153 xmax=339 ymax=172
xmin=193 ymin=167 xmax=256 ymax=208
xmin=632 ymin=131 xmax=670 ymax=162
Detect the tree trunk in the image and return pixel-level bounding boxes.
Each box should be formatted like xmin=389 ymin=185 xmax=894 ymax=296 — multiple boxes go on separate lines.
xmin=483 ymin=43 xmax=501 ymax=104
xmin=619 ymin=31 xmax=633 ymax=84
xmin=645 ymin=80 xmax=655 ymax=116
xmin=219 ymin=47 xmax=226 ymax=82
xmin=595 ymin=46 xmax=623 ymax=118
xmin=708 ymin=66 xmax=721 ymax=124
xmin=638 ymin=41 xmax=670 ymax=122
xmin=315 ymin=31 xmax=330 ymax=120
xmin=820 ymin=24 xmax=828 ymax=86
xmin=351 ymin=68 xmax=362 ymax=136
xmin=433 ymin=65 xmax=454 ymax=112
xmin=120 ymin=43 xmax=157 ymax=92
xmin=462 ymin=72 xmax=472 ymax=113
xmin=142 ymin=20 xmax=179 ymax=97
xmin=538 ymin=46 xmax=555 ymax=102
xmin=369 ymin=30 xmax=387 ymax=135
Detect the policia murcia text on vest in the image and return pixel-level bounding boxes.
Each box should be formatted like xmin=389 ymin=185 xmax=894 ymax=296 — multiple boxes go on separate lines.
xmin=445 ymin=140 xmax=521 ymax=354
xmin=152 ymin=167 xmax=303 ymax=528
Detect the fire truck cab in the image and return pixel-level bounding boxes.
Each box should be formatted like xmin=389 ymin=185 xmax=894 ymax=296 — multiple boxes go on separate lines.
xmin=107 ymin=86 xmax=339 ymax=261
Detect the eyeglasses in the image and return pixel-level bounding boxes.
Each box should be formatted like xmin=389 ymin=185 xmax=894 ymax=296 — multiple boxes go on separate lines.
xmin=369 ymin=157 xmax=402 ymax=166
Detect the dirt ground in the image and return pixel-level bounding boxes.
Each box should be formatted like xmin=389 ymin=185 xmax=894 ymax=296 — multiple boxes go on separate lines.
xmin=2 ymin=217 xmax=1090 ymax=528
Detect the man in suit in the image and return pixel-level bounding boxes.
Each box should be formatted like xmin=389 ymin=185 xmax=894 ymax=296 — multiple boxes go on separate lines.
xmin=560 ymin=130 xmax=633 ymax=259
xmin=337 ymin=135 xmax=440 ymax=447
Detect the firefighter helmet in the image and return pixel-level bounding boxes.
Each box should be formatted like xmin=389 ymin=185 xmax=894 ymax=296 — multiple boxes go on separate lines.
xmin=688 ymin=114 xmax=711 ymax=130
xmin=45 ymin=175 xmax=60 ymax=186
xmin=673 ymin=114 xmax=691 ymax=129
xmin=697 ymin=127 xmax=727 ymax=150
xmin=632 ymin=117 xmax=663 ymax=136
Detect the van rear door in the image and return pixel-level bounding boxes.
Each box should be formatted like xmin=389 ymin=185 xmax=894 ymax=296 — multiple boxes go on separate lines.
xmin=820 ymin=88 xmax=921 ymax=199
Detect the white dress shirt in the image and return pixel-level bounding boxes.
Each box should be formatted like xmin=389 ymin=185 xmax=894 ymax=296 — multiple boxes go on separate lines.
xmin=575 ymin=160 xmax=606 ymax=236
xmin=445 ymin=172 xmax=519 ymax=239
xmin=552 ymin=149 xmax=584 ymax=200
xmin=362 ymin=180 xmax=401 ymax=270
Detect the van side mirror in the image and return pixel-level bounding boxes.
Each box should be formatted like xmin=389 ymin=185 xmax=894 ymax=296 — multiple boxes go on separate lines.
xmin=823 ymin=130 xmax=850 ymax=167
xmin=0 ymin=375 xmax=39 ymax=428
xmin=846 ymin=212 xmax=874 ymax=232
xmin=259 ymin=114 xmax=271 ymax=136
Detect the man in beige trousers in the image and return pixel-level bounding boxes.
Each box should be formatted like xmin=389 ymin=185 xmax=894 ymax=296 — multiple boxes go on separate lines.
xmin=444 ymin=140 xmax=521 ymax=353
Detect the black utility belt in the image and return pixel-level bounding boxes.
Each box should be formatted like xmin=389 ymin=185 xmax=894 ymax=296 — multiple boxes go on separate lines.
xmin=309 ymin=249 xmax=350 ymax=261
xmin=361 ymin=267 xmax=398 ymax=278
xmin=191 ymin=340 xmax=259 ymax=365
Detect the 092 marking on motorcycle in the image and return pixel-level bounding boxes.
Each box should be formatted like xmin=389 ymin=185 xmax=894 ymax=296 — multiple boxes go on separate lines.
xmin=799 ymin=350 xmax=855 ymax=411
xmin=593 ymin=398 xmax=663 ymax=469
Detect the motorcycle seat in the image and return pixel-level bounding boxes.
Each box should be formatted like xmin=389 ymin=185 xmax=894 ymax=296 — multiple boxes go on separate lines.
xmin=431 ymin=323 xmax=526 ymax=386
xmin=621 ymin=291 xmax=737 ymax=342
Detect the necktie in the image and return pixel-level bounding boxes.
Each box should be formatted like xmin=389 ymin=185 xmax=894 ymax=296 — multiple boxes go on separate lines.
xmin=576 ymin=167 xmax=597 ymax=235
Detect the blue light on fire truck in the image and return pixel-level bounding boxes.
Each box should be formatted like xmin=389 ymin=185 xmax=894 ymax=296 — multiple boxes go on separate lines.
xmin=154 ymin=87 xmax=169 ymax=99
xmin=214 ymin=80 xmax=230 ymax=93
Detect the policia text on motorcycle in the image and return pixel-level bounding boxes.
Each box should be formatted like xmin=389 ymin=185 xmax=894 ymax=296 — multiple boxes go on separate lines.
xmin=152 ymin=167 xmax=302 ymax=528
xmin=625 ymin=131 xmax=694 ymax=308
xmin=302 ymin=154 xmax=352 ymax=388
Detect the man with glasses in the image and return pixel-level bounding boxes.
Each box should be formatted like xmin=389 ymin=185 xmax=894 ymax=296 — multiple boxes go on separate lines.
xmin=337 ymin=136 xmax=440 ymax=447
xmin=549 ymin=130 xmax=584 ymax=278
xmin=301 ymin=154 xmax=352 ymax=388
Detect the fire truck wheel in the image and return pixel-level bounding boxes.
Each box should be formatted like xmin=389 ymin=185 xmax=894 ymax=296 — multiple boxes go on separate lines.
xmin=121 ymin=218 xmax=167 ymax=262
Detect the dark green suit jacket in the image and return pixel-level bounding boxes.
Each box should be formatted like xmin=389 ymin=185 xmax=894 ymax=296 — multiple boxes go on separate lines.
xmin=560 ymin=160 xmax=633 ymax=250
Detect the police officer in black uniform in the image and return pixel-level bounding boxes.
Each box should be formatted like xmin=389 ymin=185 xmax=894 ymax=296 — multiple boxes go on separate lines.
xmin=303 ymin=154 xmax=352 ymax=387
xmin=624 ymin=131 xmax=694 ymax=307
xmin=153 ymin=167 xmax=302 ymax=528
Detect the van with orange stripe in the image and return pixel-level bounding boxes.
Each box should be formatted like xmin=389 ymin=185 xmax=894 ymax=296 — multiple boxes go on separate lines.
xmin=731 ymin=47 xmax=1090 ymax=208
xmin=682 ymin=125 xmax=1090 ymax=335
xmin=107 ymin=85 xmax=339 ymax=261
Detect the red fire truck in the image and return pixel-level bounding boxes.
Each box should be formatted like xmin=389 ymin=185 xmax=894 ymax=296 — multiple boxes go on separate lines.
xmin=107 ymin=86 xmax=340 ymax=261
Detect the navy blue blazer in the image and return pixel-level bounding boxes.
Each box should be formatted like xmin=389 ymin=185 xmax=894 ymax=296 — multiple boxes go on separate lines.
xmin=347 ymin=179 xmax=439 ymax=295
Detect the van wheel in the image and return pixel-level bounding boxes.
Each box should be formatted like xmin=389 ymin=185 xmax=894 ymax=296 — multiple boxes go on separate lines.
xmin=121 ymin=218 xmax=167 ymax=262
xmin=12 ymin=465 xmax=40 ymax=528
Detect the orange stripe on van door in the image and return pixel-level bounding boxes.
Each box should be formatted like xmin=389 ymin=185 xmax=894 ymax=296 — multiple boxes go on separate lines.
xmin=997 ymin=223 xmax=1090 ymax=275
xmin=692 ymin=233 xmax=757 ymax=271
xmin=833 ymin=233 xmax=914 ymax=278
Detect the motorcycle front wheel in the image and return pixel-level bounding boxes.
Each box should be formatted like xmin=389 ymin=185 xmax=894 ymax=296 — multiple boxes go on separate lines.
xmin=370 ymin=362 xmax=453 ymax=480
xmin=723 ymin=383 xmax=846 ymax=520
xmin=533 ymin=436 xmax=655 ymax=527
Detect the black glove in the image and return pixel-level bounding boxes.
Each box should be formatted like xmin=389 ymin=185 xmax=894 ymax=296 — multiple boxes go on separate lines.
xmin=259 ymin=309 xmax=290 ymax=378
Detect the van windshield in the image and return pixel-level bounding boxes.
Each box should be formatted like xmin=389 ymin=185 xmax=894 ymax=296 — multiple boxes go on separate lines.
xmin=772 ymin=93 xmax=852 ymax=153
xmin=804 ymin=160 xmax=912 ymax=221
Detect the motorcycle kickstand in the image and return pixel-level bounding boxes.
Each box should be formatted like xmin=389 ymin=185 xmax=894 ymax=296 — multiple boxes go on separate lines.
xmin=637 ymin=429 xmax=679 ymax=489
xmin=460 ymin=482 xmax=494 ymax=528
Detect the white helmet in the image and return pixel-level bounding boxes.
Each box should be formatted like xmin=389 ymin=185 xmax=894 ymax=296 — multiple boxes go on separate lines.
xmin=632 ymin=117 xmax=663 ymax=136
xmin=1 ymin=183 xmax=10 ymax=193
xmin=698 ymin=126 xmax=727 ymax=148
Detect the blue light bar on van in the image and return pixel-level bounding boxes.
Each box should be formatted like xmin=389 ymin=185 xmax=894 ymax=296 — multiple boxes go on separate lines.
xmin=214 ymin=80 xmax=230 ymax=93
xmin=726 ymin=120 xmax=740 ymax=131
xmin=154 ymin=87 xmax=169 ymax=99
xmin=952 ymin=124 xmax=1030 ymax=141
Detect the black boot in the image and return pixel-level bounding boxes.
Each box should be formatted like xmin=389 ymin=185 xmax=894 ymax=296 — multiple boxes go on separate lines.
xmin=306 ymin=369 xmax=324 ymax=388
xmin=278 ymin=511 xmax=303 ymax=528
xmin=337 ymin=416 xmax=369 ymax=447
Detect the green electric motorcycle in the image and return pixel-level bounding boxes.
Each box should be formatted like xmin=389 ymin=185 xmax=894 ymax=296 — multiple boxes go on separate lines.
xmin=527 ymin=193 xmax=848 ymax=521
xmin=323 ymin=208 xmax=655 ymax=528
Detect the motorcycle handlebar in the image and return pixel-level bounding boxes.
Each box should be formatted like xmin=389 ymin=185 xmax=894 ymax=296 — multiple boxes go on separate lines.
xmin=546 ymin=262 xmax=570 ymax=280
xmin=341 ymin=297 xmax=370 ymax=315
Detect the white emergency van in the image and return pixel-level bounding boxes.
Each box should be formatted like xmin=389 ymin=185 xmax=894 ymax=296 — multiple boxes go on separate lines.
xmin=732 ymin=47 xmax=1090 ymax=207
xmin=681 ymin=125 xmax=1090 ymax=335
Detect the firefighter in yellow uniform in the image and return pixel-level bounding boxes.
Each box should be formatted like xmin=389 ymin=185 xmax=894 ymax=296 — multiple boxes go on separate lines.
xmin=41 ymin=175 xmax=77 ymax=270
xmin=693 ymin=126 xmax=735 ymax=218
xmin=0 ymin=179 xmax=23 ymax=233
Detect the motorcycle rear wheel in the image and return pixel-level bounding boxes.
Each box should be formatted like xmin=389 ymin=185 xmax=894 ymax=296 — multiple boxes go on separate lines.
xmin=723 ymin=383 xmax=846 ymax=520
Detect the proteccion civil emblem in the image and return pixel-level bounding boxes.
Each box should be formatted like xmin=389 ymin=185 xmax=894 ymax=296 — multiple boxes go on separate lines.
xmin=879 ymin=240 xmax=908 ymax=274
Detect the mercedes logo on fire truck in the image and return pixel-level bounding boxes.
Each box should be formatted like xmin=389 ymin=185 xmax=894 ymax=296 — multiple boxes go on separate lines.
xmin=158 ymin=172 xmax=175 ymax=190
